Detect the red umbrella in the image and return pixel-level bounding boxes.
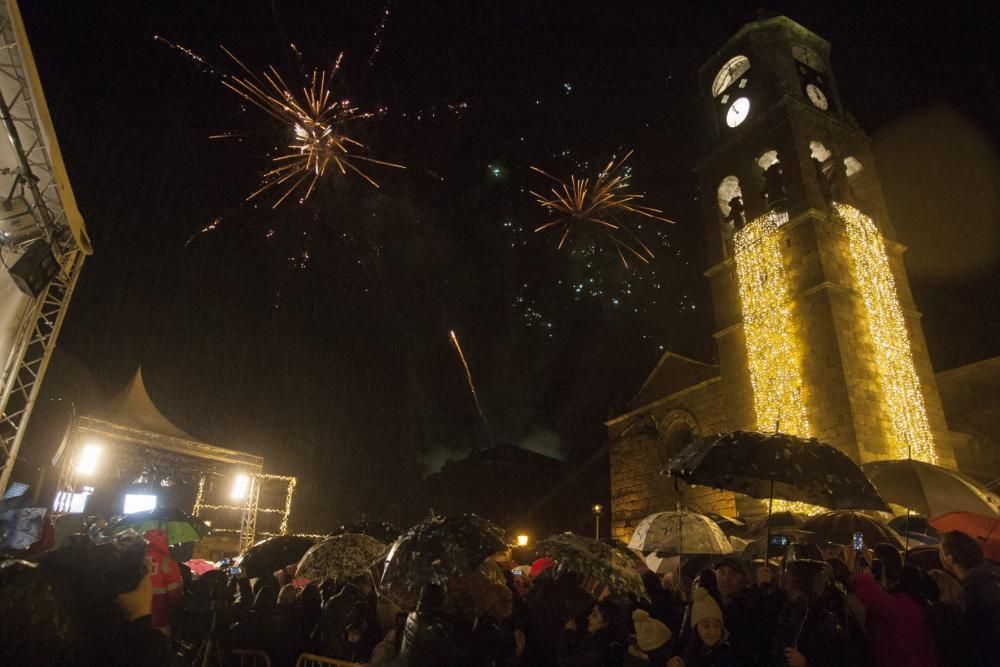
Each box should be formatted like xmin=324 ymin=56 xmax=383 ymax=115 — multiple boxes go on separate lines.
xmin=929 ymin=512 xmax=1000 ymax=563
xmin=186 ymin=559 xmax=219 ymax=576
xmin=184 ymin=558 xmax=219 ymax=577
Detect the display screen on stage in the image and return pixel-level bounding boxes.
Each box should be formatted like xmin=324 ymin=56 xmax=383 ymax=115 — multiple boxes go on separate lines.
xmin=123 ymin=493 xmax=157 ymax=514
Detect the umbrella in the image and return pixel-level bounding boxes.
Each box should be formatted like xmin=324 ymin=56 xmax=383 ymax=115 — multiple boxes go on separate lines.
xmin=888 ymin=515 xmax=937 ymax=537
xmin=740 ymin=529 xmax=815 ymax=561
xmin=601 ymin=539 xmax=650 ymax=573
xmin=379 ymin=514 xmax=507 ymax=611
xmin=296 ymin=533 xmax=386 ymax=583
xmin=237 ymin=535 xmax=317 ymax=579
xmin=863 ymin=459 xmax=1000 ymax=518
xmin=666 ymin=431 xmax=890 ymax=512
xmin=754 ymin=511 xmax=806 ymax=533
xmin=330 ymin=520 xmax=401 ymax=544
xmin=186 ymin=559 xmax=219 ymax=576
xmin=536 ymin=532 xmax=649 ymax=601
xmin=929 ymin=512 xmax=1000 ymax=563
xmin=905 ymin=545 xmax=943 ymax=571
xmin=800 ymin=511 xmax=904 ymax=551
xmin=704 ymin=512 xmax=747 ymax=536
xmin=628 ymin=511 xmax=734 ymax=556
xmin=110 ymin=507 xmax=210 ymax=545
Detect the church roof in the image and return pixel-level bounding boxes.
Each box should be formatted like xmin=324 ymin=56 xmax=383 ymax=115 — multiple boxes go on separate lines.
xmin=93 ymin=368 xmax=194 ymax=440
xmin=629 ymin=351 xmax=720 ymax=410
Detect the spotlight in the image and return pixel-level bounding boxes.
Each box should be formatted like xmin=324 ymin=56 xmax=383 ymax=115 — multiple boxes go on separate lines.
xmin=231 ymin=474 xmax=251 ymax=501
xmin=75 ymin=444 xmax=102 ymax=476
xmin=516 ymin=534 xmax=530 ymax=547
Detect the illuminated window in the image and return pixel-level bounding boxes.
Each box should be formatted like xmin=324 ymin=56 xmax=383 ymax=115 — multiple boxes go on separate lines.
xmin=717 ymin=176 xmax=743 ymax=217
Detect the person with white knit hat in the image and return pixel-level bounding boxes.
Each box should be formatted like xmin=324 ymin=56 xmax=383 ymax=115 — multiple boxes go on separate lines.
xmin=667 ymin=587 xmax=735 ymax=667
xmin=625 ymin=608 xmax=672 ymax=665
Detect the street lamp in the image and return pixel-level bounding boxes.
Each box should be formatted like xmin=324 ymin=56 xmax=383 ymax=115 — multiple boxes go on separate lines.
xmin=516 ymin=534 xmax=529 ymax=547
xmin=592 ymin=504 xmax=604 ymax=540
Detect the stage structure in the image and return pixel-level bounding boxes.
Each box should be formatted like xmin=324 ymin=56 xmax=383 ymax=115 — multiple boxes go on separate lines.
xmin=193 ymin=472 xmax=298 ymax=553
xmin=0 ymin=0 xmax=93 ymax=496
xmin=51 ymin=370 xmax=295 ymax=550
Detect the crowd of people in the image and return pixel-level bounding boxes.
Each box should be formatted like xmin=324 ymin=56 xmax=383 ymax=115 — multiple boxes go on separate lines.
xmin=1 ymin=525 xmax=998 ymax=666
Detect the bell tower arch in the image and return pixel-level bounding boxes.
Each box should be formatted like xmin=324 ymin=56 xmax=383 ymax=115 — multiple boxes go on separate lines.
xmin=695 ymin=14 xmax=956 ymax=467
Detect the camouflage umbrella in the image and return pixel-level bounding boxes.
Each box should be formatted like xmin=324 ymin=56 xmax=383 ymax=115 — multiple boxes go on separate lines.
xmin=536 ymin=532 xmax=649 ymax=601
xmin=379 ymin=514 xmax=507 ymax=611
xmin=296 ymin=533 xmax=386 ymax=584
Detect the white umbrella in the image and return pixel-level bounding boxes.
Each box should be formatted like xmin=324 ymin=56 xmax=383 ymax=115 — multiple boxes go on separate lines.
xmin=862 ymin=459 xmax=1000 ymax=518
xmin=628 ymin=511 xmax=734 ymax=555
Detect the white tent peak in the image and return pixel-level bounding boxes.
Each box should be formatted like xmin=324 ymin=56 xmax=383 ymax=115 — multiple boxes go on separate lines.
xmin=96 ymin=367 xmax=193 ymax=440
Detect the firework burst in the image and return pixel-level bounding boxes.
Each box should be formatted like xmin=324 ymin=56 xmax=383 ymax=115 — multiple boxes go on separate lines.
xmin=219 ymin=47 xmax=404 ymax=207
xmin=530 ymin=151 xmax=674 ymax=267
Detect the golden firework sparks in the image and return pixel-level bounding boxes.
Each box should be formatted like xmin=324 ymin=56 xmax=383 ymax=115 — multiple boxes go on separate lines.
xmin=219 ymin=47 xmax=404 ymax=207
xmin=449 ymin=330 xmax=492 ymax=443
xmin=530 ymin=151 xmax=674 ymax=267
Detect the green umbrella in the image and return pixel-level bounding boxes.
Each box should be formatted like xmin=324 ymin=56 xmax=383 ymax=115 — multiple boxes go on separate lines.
xmin=111 ymin=507 xmax=210 ymax=545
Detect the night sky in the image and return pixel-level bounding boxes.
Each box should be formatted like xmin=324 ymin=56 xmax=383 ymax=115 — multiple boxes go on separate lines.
xmin=15 ymin=1 xmax=999 ymax=532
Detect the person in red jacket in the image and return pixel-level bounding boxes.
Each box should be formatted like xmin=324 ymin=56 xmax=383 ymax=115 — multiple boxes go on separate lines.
xmin=847 ymin=548 xmax=939 ymax=667
xmin=144 ymin=528 xmax=184 ymax=636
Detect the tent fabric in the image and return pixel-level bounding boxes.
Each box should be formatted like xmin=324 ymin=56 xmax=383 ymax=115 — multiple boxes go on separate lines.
xmin=96 ymin=368 xmax=193 ymax=440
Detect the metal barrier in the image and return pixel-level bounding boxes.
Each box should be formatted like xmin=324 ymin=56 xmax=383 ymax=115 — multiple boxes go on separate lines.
xmin=294 ymin=653 xmax=365 ymax=667
xmin=231 ymin=649 xmax=272 ymax=667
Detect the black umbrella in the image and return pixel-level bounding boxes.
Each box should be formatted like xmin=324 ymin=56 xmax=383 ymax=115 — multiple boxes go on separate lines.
xmin=330 ymin=520 xmax=402 ymax=545
xmin=665 ymin=431 xmax=889 ymax=512
xmin=379 ymin=514 xmax=507 ymax=611
xmin=236 ymin=535 xmax=317 ymax=579
xmin=800 ymin=511 xmax=904 ymax=551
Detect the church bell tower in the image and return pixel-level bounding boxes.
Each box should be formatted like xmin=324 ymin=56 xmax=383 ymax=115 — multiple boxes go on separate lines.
xmin=695 ymin=14 xmax=956 ymax=468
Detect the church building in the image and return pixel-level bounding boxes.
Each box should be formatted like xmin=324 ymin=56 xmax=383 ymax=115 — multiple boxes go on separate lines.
xmin=607 ymin=14 xmax=991 ymax=541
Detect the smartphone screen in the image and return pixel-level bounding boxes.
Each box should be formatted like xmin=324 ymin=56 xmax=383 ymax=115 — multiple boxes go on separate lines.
xmin=852 ymin=531 xmax=864 ymax=551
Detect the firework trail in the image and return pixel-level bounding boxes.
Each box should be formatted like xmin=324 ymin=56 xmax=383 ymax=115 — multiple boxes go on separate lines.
xmin=449 ymin=330 xmax=492 ymax=442
xmin=368 ymin=0 xmax=392 ymax=68
xmin=531 ymin=150 xmax=675 ymax=267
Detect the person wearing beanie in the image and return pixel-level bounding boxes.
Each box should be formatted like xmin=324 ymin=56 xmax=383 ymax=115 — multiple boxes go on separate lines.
xmin=626 ymin=608 xmax=672 ymax=666
xmin=667 ymin=587 xmax=734 ymax=667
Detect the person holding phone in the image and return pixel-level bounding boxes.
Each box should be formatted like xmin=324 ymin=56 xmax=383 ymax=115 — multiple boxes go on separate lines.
xmin=846 ymin=545 xmax=939 ymax=667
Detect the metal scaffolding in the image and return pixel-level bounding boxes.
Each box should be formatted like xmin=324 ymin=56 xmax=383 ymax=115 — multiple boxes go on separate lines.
xmin=0 ymin=1 xmax=89 ymax=495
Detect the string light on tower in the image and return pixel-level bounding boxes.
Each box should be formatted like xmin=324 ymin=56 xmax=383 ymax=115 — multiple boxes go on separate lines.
xmin=837 ymin=203 xmax=937 ymax=463
xmin=734 ymin=210 xmax=816 ymax=514
xmin=733 ymin=210 xmax=810 ymax=437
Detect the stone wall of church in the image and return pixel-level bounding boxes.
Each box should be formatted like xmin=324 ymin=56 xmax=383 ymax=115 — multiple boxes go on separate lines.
xmin=607 ymin=379 xmax=736 ymax=544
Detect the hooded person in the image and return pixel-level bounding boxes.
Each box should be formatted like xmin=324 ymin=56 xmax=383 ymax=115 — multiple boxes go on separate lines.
xmin=143 ymin=528 xmax=183 ymax=637
xmin=626 ymin=608 xmax=672 ymax=666
xmin=668 ymin=587 xmax=735 ymax=667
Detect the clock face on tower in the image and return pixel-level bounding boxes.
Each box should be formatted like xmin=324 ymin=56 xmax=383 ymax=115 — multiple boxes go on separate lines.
xmin=726 ymin=97 xmax=751 ymax=127
xmin=806 ymin=83 xmax=829 ymax=110
xmin=712 ymin=55 xmax=752 ymax=130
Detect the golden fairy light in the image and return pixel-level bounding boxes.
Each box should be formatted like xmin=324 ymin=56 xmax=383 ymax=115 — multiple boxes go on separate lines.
xmin=733 ymin=210 xmax=810 ymax=438
xmin=218 ymin=47 xmax=404 ymax=207
xmin=734 ymin=210 xmax=817 ymax=515
xmin=837 ymin=203 xmax=937 ymax=463
xmin=530 ymin=151 xmax=675 ymax=267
